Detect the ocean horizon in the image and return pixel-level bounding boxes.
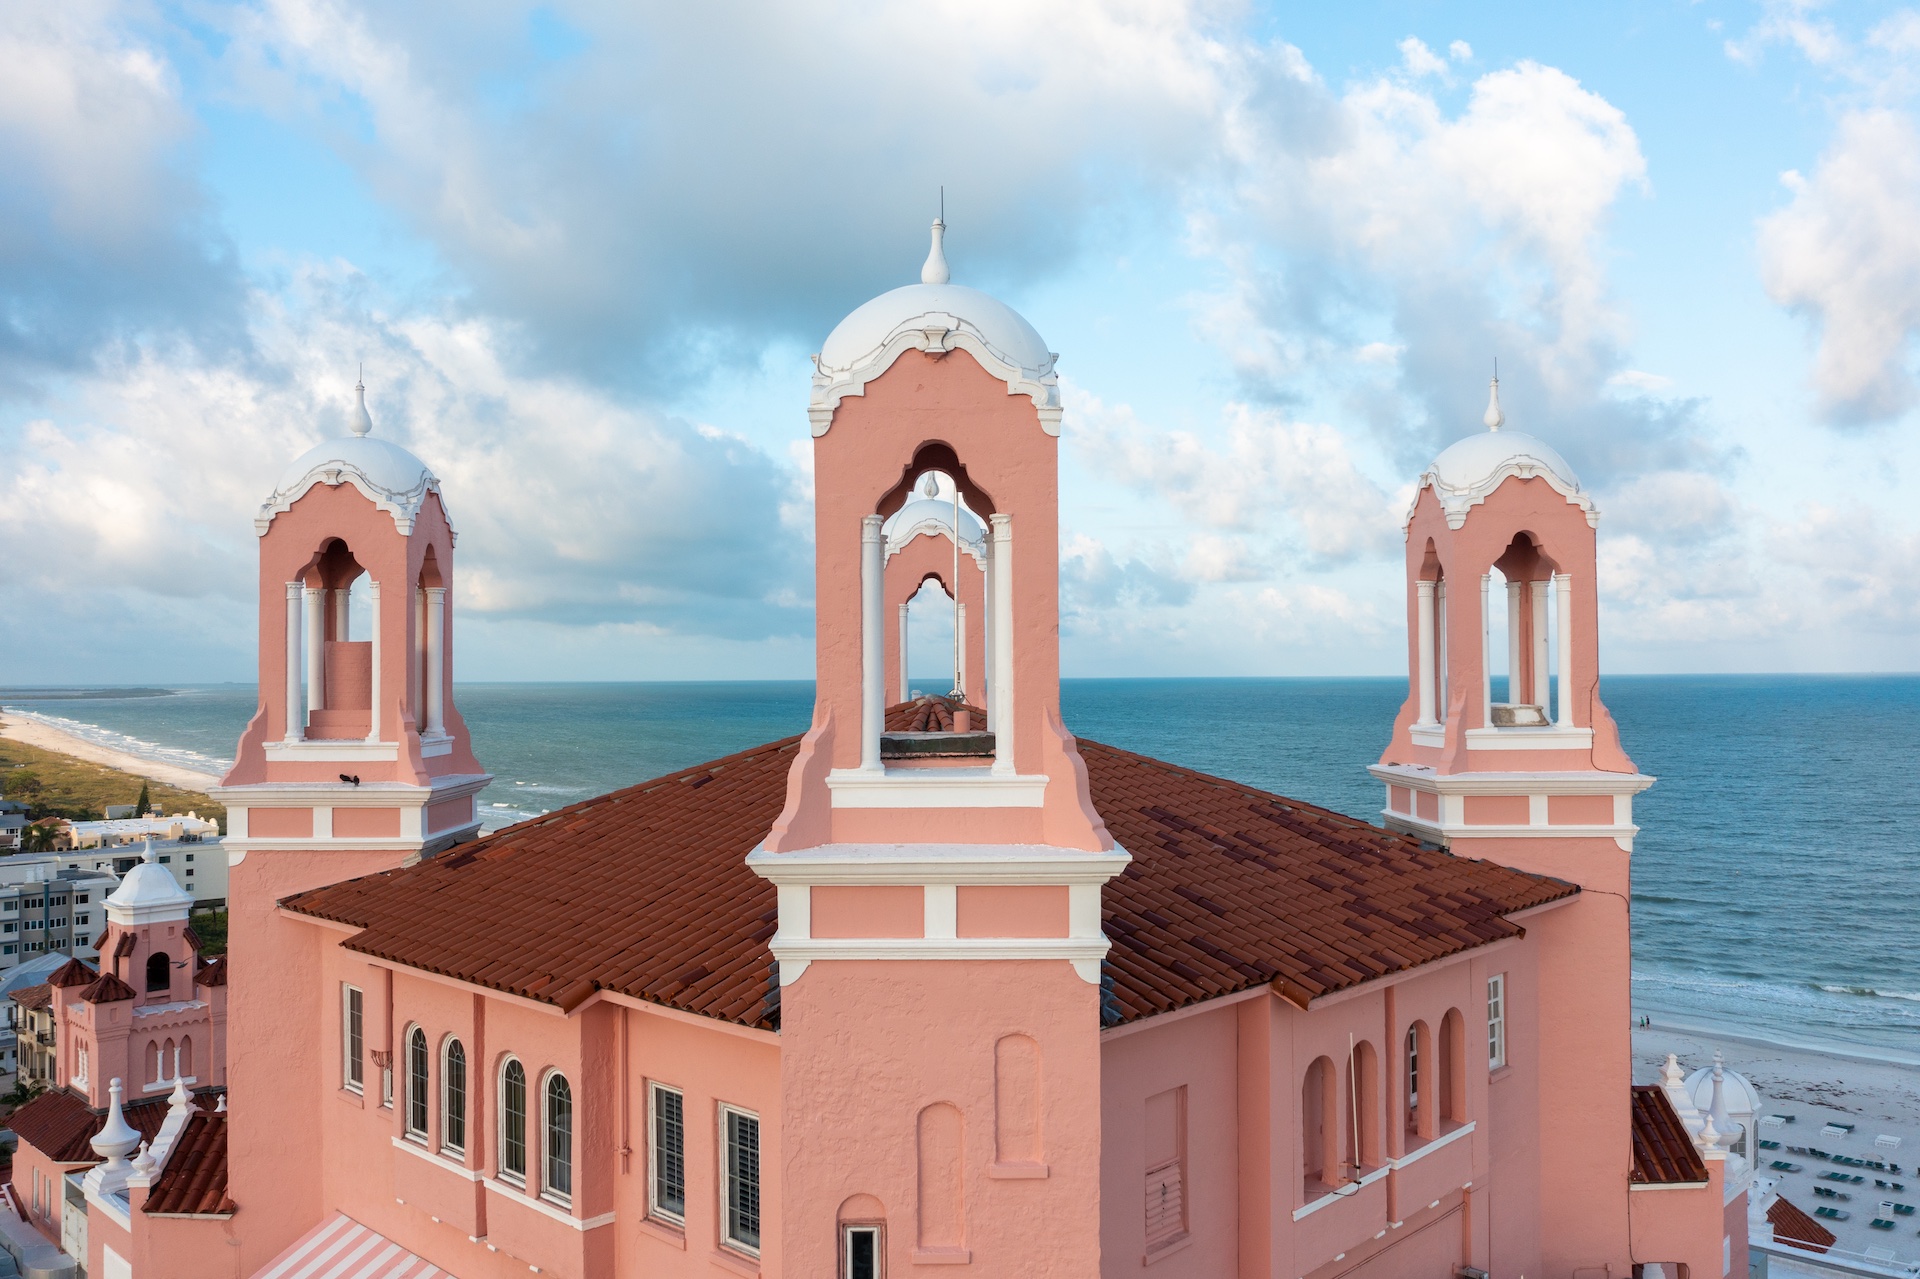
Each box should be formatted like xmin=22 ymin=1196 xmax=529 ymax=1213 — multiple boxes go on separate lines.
xmin=5 ymin=674 xmax=1915 ymax=1056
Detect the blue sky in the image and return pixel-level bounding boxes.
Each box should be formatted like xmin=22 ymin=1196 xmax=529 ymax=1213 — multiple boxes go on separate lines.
xmin=2 ymin=0 xmax=1916 ymax=682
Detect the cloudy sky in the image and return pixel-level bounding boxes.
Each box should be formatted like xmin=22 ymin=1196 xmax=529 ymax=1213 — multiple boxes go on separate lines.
xmin=3 ymin=0 xmax=1917 ymax=683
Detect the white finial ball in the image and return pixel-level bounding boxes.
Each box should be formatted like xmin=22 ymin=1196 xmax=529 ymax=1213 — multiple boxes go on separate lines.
xmin=352 ymin=380 xmax=374 ymax=438
xmin=920 ymin=472 xmax=941 ymax=499
xmin=921 ymin=218 xmax=951 ymax=286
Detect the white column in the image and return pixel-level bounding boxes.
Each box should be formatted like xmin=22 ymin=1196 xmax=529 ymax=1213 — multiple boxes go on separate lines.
xmin=333 ymin=588 xmax=350 ymax=641
xmin=860 ymin=516 xmax=885 ymax=772
xmin=956 ymin=601 xmax=967 ymax=706
xmin=365 ymin=581 xmax=382 ymax=743
xmin=1531 ymin=581 xmax=1551 ymax=707
xmin=991 ymin=514 xmax=1015 ymax=775
xmin=305 ymin=585 xmax=327 ymax=715
xmin=414 ymin=588 xmax=426 ymax=724
xmin=1505 ymin=579 xmax=1523 ymax=706
xmin=424 ymin=587 xmax=447 ymax=736
xmin=1479 ymin=573 xmax=1492 ymax=728
xmin=284 ymin=583 xmax=305 ymax=742
xmin=1555 ymin=574 xmax=1574 ymax=727
xmin=1436 ymin=580 xmax=1448 ymax=722
xmin=897 ymin=602 xmax=910 ymax=703
xmin=1415 ymin=580 xmax=1437 ymax=727
xmin=983 ymin=552 xmax=996 ymax=728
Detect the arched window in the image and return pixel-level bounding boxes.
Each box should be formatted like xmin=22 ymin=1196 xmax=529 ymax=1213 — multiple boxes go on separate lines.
xmin=1406 ymin=1021 xmax=1435 ymax=1142
xmin=146 ymin=951 xmax=169 ymax=994
xmin=1301 ymin=1055 xmax=1336 ymax=1198
xmin=405 ymin=1026 xmax=429 ymax=1140
xmin=441 ymin=1038 xmax=467 ymax=1156
xmin=1439 ymin=1008 xmax=1468 ymax=1126
xmin=543 ymin=1073 xmax=573 ymax=1204
xmin=1344 ymin=1040 xmax=1380 ymax=1175
xmin=180 ymin=1035 xmax=193 ymax=1078
xmin=499 ymin=1059 xmax=527 ymax=1184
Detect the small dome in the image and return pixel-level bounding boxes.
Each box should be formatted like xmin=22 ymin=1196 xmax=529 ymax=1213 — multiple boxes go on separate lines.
xmin=1683 ymin=1062 xmax=1763 ymax=1118
xmin=105 ymin=841 xmax=193 ymax=925
xmin=256 ymin=382 xmax=444 ymax=536
xmin=809 ymin=221 xmax=1061 ymax=435
xmin=1429 ymin=429 xmax=1581 ymax=495
xmin=885 ymin=496 xmax=987 ymax=546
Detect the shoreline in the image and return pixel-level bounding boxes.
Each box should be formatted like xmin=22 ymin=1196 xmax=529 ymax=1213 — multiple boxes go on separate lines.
xmin=1638 ymin=1010 xmax=1920 ymax=1068
xmin=0 ymin=713 xmax=223 ymax=793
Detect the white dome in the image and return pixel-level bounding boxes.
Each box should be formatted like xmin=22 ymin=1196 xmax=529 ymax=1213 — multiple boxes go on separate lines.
xmin=808 ymin=222 xmax=1062 ymax=436
xmin=886 ymin=496 xmax=986 ymax=543
xmin=256 ymin=385 xmax=444 ymax=536
xmin=1684 ymin=1063 xmax=1763 ymax=1118
xmin=1416 ymin=427 xmax=1596 ymax=530
xmin=105 ymin=842 xmax=194 ymax=926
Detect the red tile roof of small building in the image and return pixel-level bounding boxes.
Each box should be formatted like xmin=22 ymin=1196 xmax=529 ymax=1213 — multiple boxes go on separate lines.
xmin=143 ymin=1111 xmax=233 ymax=1217
xmin=1629 ymin=1085 xmax=1709 ymax=1184
xmin=8 ymin=984 xmax=50 ymax=1012
xmin=1767 ymin=1194 xmax=1835 ymax=1252
xmin=194 ymin=957 xmax=227 ymax=988
xmin=283 ymin=722 xmax=1575 ymax=1029
xmin=8 ymin=1089 xmax=171 ymax=1164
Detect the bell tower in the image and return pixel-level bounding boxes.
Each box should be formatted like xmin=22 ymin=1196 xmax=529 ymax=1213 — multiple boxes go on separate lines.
xmin=210 ymin=380 xmax=491 ymax=1266
xmin=1370 ymin=376 xmax=1652 ymax=1275
xmin=750 ymin=222 xmax=1127 ymax=1278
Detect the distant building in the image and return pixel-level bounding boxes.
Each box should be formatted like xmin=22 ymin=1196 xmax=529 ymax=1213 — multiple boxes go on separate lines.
xmin=0 ymin=811 xmax=24 ymax=849
xmin=0 ymin=950 xmax=88 ymax=1089
xmin=61 ymin=813 xmax=218 ymax=850
xmin=53 ymin=839 xmax=227 ymax=910
xmin=0 ymin=858 xmax=120 ymax=970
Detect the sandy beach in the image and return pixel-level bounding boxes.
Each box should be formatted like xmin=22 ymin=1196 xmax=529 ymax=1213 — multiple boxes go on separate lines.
xmin=0 ymin=712 xmax=223 ymax=792
xmin=1637 ymin=1021 xmax=1920 ymax=1265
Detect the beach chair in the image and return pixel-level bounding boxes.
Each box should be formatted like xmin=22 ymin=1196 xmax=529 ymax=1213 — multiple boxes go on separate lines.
xmin=1869 ymin=1218 xmax=1895 ymax=1230
xmin=1894 ymin=1203 xmax=1915 ymax=1216
xmin=1773 ymin=1161 xmax=1803 ymax=1172
xmin=1759 ymin=1139 xmax=1781 ymax=1151
xmin=1813 ymin=1187 xmax=1848 ymax=1200
xmin=1813 ymin=1206 xmax=1849 ymax=1221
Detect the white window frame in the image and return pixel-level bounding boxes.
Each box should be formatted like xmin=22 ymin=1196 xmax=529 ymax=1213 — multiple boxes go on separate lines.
xmin=497 ymin=1056 xmax=528 ymax=1186
xmin=403 ymin=1023 xmax=429 ymax=1142
xmin=719 ymin=1103 xmax=762 ymax=1256
xmin=341 ymin=985 xmax=364 ymax=1094
xmin=440 ymin=1036 xmax=467 ymax=1157
xmin=541 ymin=1069 xmax=574 ymax=1208
xmin=649 ymin=1082 xmax=687 ymax=1224
xmin=1487 ymin=973 xmax=1507 ymax=1070
xmin=842 ymin=1222 xmax=883 ymax=1279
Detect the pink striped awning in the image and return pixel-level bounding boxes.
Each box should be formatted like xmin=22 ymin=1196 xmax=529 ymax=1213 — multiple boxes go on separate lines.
xmin=250 ymin=1212 xmax=457 ymax=1279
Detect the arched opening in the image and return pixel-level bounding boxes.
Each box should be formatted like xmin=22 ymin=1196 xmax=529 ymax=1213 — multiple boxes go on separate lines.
xmin=882 ymin=467 xmax=988 ymax=717
xmin=1301 ymin=1055 xmax=1337 ymax=1198
xmin=145 ymin=951 xmax=170 ymax=995
xmin=916 ymin=1102 xmax=964 ymax=1250
xmin=297 ymin=538 xmax=375 ymax=740
xmin=1406 ymin=1020 xmax=1435 ymax=1142
xmin=1344 ymin=1040 xmax=1380 ymax=1175
xmin=405 ymin=1026 xmax=429 ymax=1140
xmin=838 ymin=1195 xmax=886 ymax=1279
xmin=415 ymin=547 xmax=448 ymax=738
xmin=441 ymin=1038 xmax=467 ymax=1155
xmin=905 ymin=574 xmax=958 ymax=697
xmin=498 ymin=1058 xmax=527 ymax=1185
xmin=1439 ymin=1008 xmax=1468 ymax=1127
xmin=1484 ymin=532 xmax=1566 ymax=727
xmin=543 ymin=1072 xmax=573 ymax=1204
xmin=1413 ymin=541 xmax=1448 ymax=727
xmin=180 ymin=1035 xmax=193 ymax=1078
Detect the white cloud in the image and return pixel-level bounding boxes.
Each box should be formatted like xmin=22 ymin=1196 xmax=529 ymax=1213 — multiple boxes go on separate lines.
xmin=1759 ymin=109 xmax=1920 ymax=423
xmin=1399 ymin=37 xmax=1448 ymax=79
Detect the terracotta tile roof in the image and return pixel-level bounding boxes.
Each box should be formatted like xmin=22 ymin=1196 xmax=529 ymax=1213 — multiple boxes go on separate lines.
xmin=47 ymin=959 xmax=95 ymax=989
xmin=9 ymin=1089 xmax=171 ymax=1164
xmin=8 ymin=984 xmax=50 ymax=1012
xmin=1767 ymin=1194 xmax=1835 ymax=1252
xmin=143 ymin=1111 xmax=233 ymax=1216
xmin=283 ymin=723 xmax=1574 ymax=1029
xmin=195 ymin=956 xmax=227 ymax=988
xmin=112 ymin=931 xmax=136 ymax=960
xmin=1629 ymin=1085 xmax=1709 ymax=1184
xmin=80 ymin=972 xmax=137 ymax=1005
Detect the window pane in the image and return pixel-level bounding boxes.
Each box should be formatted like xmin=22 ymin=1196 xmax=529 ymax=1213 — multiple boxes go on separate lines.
xmin=545 ymin=1075 xmax=573 ymax=1200
xmin=726 ymin=1111 xmax=761 ymax=1250
xmin=443 ymin=1040 xmax=467 ymax=1153
xmin=344 ymin=989 xmax=363 ymax=1090
xmin=847 ymin=1226 xmax=878 ymax=1279
xmin=407 ymin=1029 xmax=428 ymax=1136
xmin=502 ymin=1061 xmax=527 ymax=1180
xmin=654 ymin=1087 xmax=685 ymax=1218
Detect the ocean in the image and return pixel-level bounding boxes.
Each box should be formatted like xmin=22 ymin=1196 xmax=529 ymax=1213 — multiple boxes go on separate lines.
xmin=3 ymin=676 xmax=1915 ymax=1055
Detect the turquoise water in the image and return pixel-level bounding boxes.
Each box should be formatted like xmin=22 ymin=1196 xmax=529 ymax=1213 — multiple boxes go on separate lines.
xmin=4 ymin=676 xmax=1915 ymax=1053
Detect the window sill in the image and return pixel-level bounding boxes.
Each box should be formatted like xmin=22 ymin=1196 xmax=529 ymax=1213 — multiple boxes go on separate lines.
xmin=912 ymin=1247 xmax=973 ymax=1265
xmin=1488 ymin=1065 xmax=1512 ymax=1085
xmin=1143 ymin=1233 xmax=1192 ymax=1266
xmin=709 ymin=1245 xmax=760 ymax=1276
xmin=987 ymin=1161 xmax=1049 ymax=1180
xmin=336 ymin=1087 xmax=364 ymax=1109
xmin=635 ymin=1215 xmax=685 ymax=1249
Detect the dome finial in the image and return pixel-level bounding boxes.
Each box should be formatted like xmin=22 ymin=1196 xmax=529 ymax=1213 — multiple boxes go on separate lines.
xmin=1483 ymin=360 xmax=1504 ymax=432
xmin=141 ymin=838 xmax=157 ymax=865
xmin=921 ymin=194 xmax=951 ymax=286
xmin=352 ymin=367 xmax=374 ymax=438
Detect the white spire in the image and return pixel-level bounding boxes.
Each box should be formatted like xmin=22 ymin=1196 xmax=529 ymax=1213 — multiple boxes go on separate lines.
xmin=215 ymin=1092 xmax=227 ymax=1114
xmin=1483 ymin=370 xmax=1504 ymax=431
xmin=130 ymin=1140 xmax=156 ymax=1178
xmin=169 ymin=1072 xmax=192 ymax=1113
xmin=920 ymin=472 xmax=940 ymax=499
xmin=921 ymin=218 xmax=951 ymax=286
xmin=1661 ymin=1052 xmax=1686 ymax=1090
xmin=352 ymin=371 xmax=374 ymax=438
xmin=92 ymin=1078 xmax=140 ymax=1166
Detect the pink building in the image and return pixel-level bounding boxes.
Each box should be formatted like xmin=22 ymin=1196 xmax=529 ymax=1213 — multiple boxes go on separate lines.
xmin=9 ymin=226 xmax=1748 ymax=1279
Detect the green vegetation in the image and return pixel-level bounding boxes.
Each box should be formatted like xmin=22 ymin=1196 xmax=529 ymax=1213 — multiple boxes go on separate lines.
xmin=0 ymin=725 xmax=224 ymax=830
xmin=192 ymin=909 xmax=228 ymax=956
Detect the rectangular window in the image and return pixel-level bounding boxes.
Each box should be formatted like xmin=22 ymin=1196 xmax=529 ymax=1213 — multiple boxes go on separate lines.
xmin=74 ymin=915 xmax=87 ymax=926
xmin=721 ymin=1105 xmax=761 ymax=1254
xmin=843 ymin=1224 xmax=882 ymax=1279
xmin=342 ymin=986 xmax=364 ymax=1093
xmin=649 ymin=1084 xmax=686 ymax=1222
xmin=1144 ymin=1086 xmax=1188 ymax=1252
xmin=185 ymin=856 xmax=194 ymax=863
xmin=76 ymin=894 xmax=88 ymax=903
xmin=1487 ymin=973 xmax=1507 ymax=1069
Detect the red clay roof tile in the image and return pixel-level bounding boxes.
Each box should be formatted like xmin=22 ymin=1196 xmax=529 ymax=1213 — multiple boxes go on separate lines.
xmin=1629 ymin=1085 xmax=1709 ymax=1184
xmin=80 ymin=972 xmax=137 ymax=1005
xmin=283 ymin=716 xmax=1575 ymax=1029
xmin=9 ymin=1089 xmax=171 ymax=1164
xmin=47 ymin=959 xmax=95 ymax=989
xmin=1767 ymin=1194 xmax=1835 ymax=1251
xmin=8 ymin=983 xmax=50 ymax=1012
xmin=143 ymin=1111 xmax=234 ymax=1217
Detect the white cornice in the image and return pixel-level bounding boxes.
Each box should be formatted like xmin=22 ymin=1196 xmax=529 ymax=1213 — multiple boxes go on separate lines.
xmin=824 ymin=767 xmax=1049 ymax=808
xmin=886 ymin=519 xmax=988 ymax=567
xmin=1408 ymin=461 xmax=1599 ymax=531
xmin=809 ymin=318 xmax=1061 ymax=437
xmin=255 ymin=458 xmax=443 ymax=537
xmin=769 ymin=935 xmax=1110 ymax=983
xmin=745 ymin=842 xmax=1130 ymax=886
xmin=211 ymin=774 xmax=493 ymax=806
xmin=1368 ymin=764 xmax=1654 ymax=795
